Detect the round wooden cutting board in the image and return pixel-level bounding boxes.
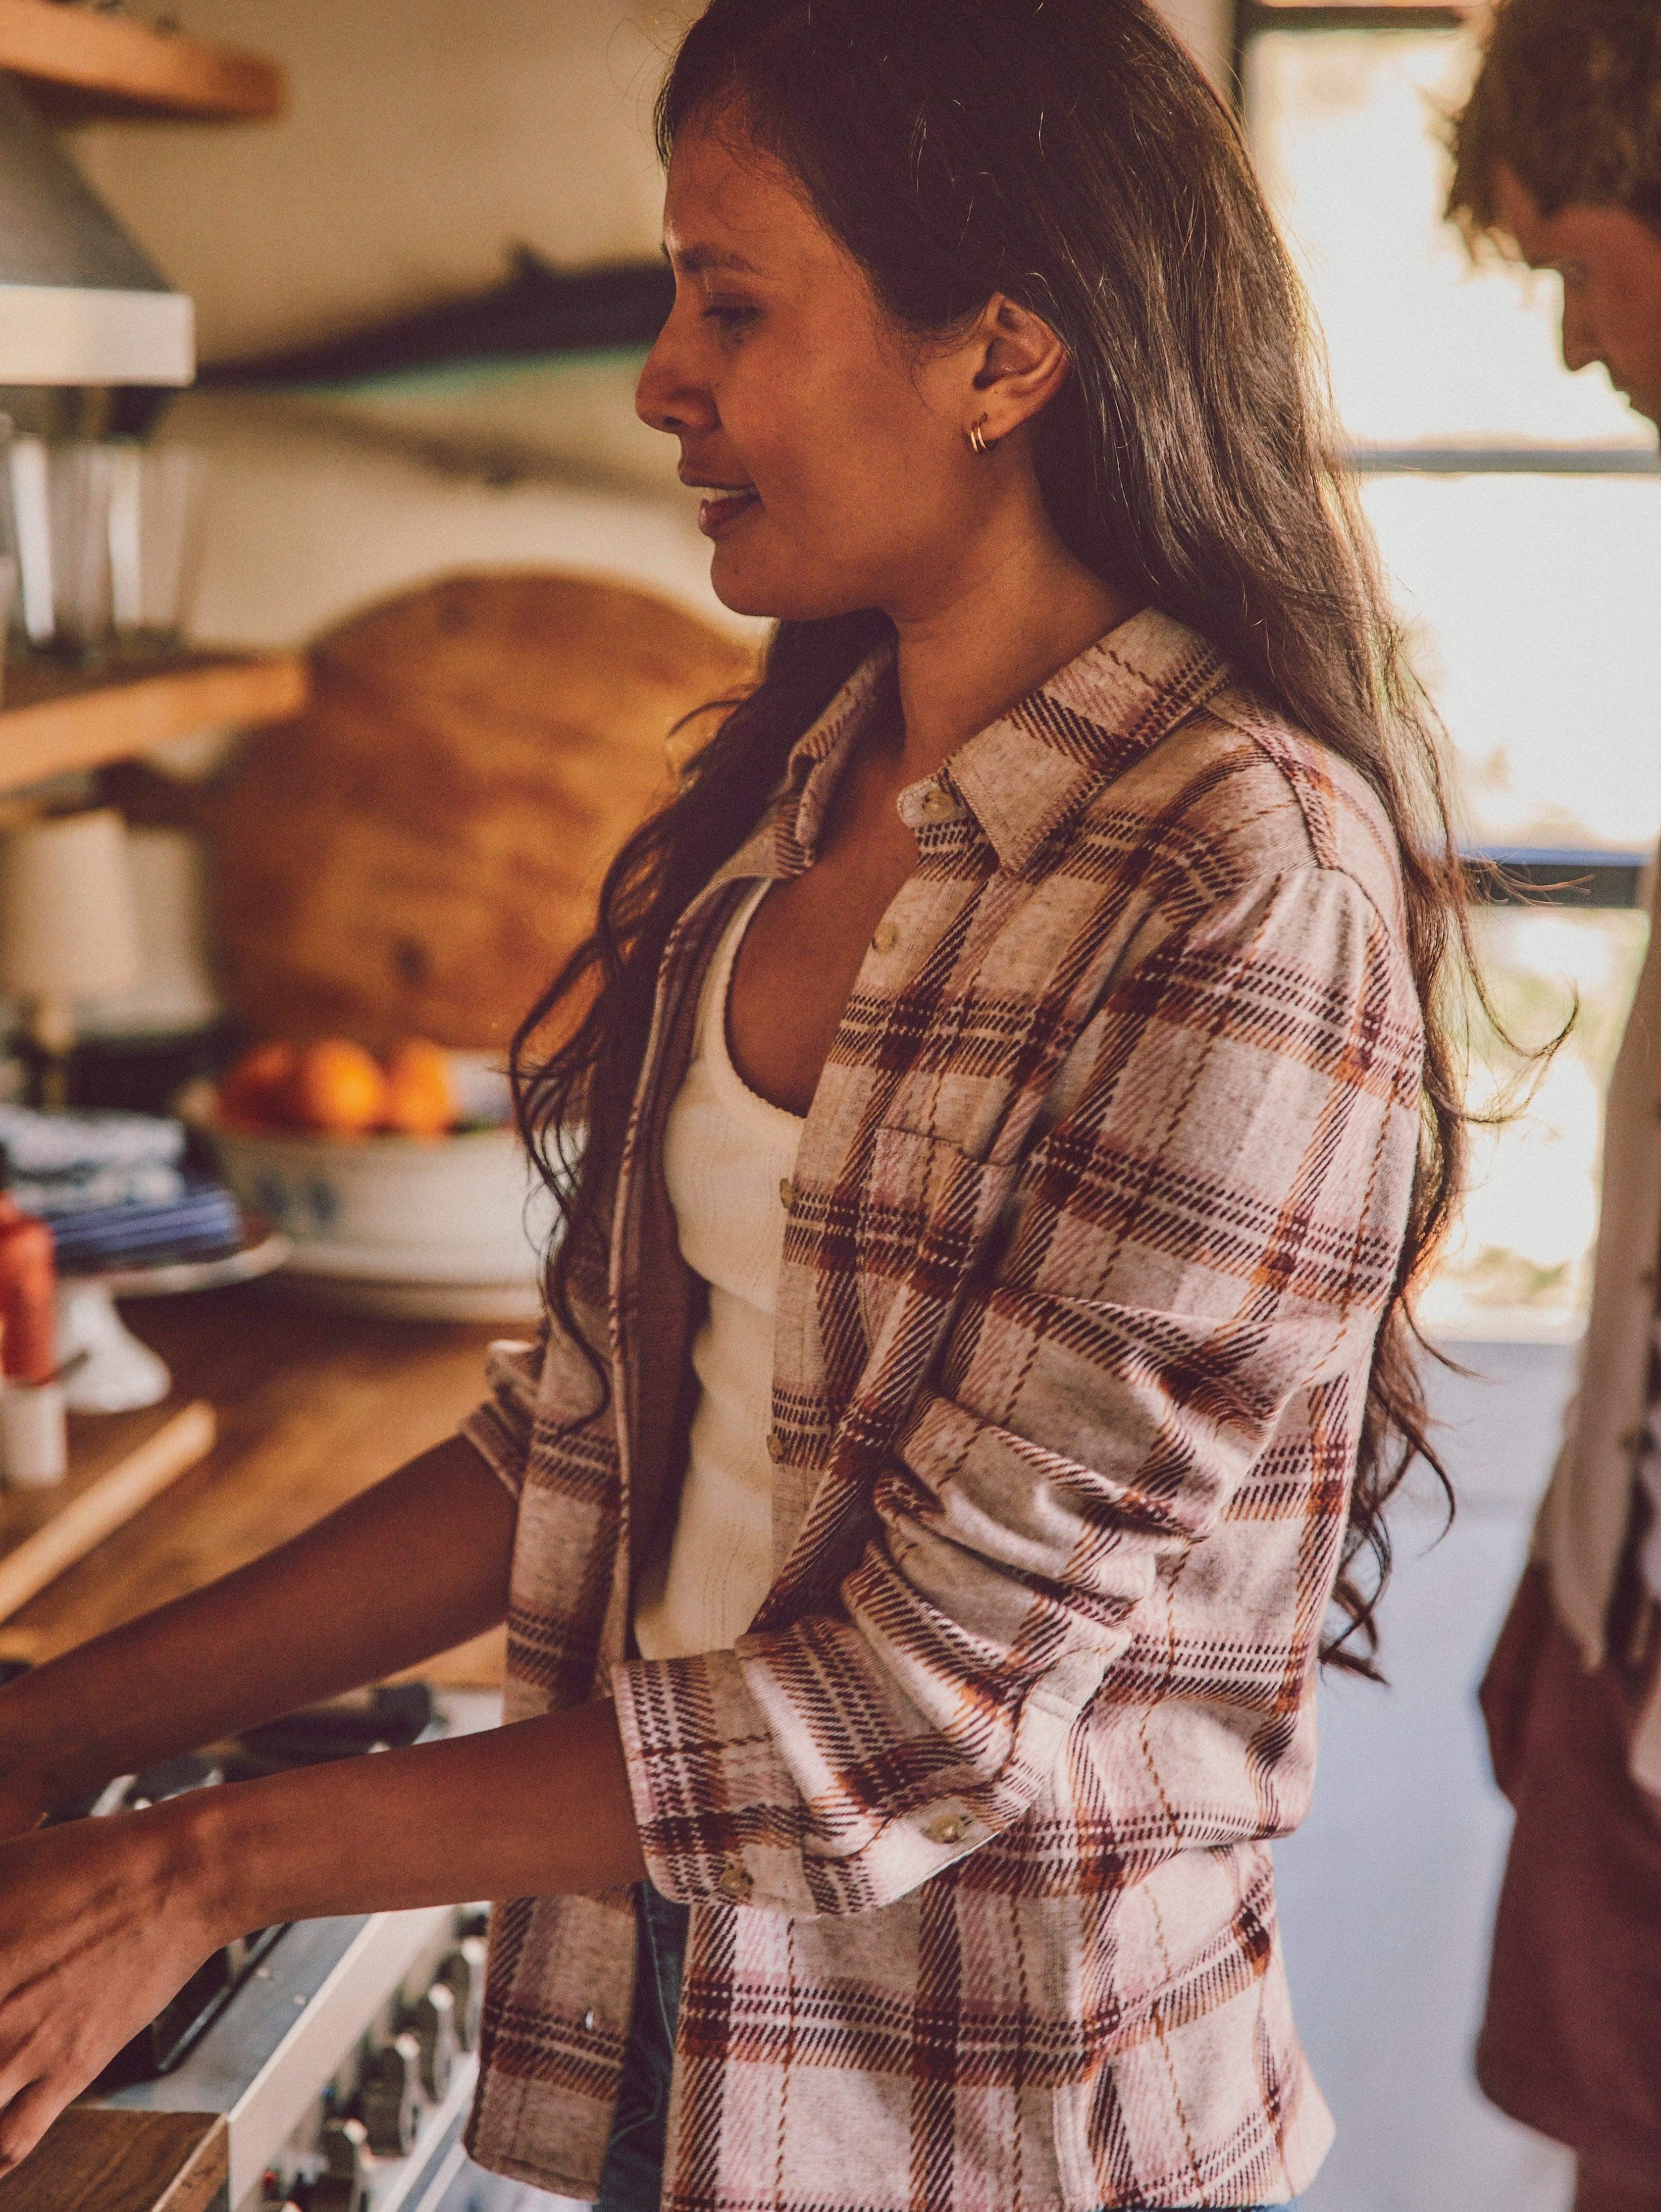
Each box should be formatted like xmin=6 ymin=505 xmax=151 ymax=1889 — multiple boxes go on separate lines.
xmin=208 ymin=571 xmax=758 ymax=1051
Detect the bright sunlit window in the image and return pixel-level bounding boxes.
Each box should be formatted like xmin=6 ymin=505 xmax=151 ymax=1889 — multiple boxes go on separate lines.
xmin=1239 ymin=0 xmax=1661 ymax=1340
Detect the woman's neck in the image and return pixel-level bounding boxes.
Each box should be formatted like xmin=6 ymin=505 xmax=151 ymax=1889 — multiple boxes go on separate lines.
xmin=885 ymin=499 xmax=1142 ymax=786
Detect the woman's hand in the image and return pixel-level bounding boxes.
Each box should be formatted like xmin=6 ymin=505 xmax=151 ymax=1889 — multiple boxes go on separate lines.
xmin=0 ymin=1700 xmax=646 ymax=2180
xmin=0 ymin=1679 xmax=64 ymax=1843
xmin=0 ymin=1435 xmax=528 ymax=2176
xmin=0 ymin=1768 xmax=49 ymax=1845
xmin=0 ymin=1806 xmax=217 ymax=2173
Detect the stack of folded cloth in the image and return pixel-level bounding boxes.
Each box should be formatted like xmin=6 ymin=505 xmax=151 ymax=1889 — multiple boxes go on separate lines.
xmin=0 ymin=1105 xmax=243 ymax=1274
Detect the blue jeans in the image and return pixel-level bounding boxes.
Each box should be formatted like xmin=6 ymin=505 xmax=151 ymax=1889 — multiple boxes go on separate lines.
xmin=593 ymin=1882 xmax=1301 ymax=2212
xmin=594 ymin=1884 xmax=691 ymax=2212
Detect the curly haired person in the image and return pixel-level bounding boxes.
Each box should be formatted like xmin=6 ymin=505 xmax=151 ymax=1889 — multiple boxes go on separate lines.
xmin=1449 ymin=7 xmax=1661 ymax=2209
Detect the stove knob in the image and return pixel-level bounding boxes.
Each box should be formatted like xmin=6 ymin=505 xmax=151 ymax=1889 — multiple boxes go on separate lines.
xmin=310 ymin=2117 xmax=370 ymax=2212
xmin=361 ymin=2029 xmax=422 ymax=2156
xmin=437 ymin=1936 xmax=487 ymax=2051
xmin=411 ymin=1978 xmax=459 ymax=2101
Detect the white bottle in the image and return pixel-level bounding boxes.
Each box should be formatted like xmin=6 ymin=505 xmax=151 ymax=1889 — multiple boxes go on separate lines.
xmin=0 ymin=1378 xmax=68 ymax=1488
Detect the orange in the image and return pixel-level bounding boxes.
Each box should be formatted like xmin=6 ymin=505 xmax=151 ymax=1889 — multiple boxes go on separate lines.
xmin=383 ymin=1037 xmax=457 ymax=1137
xmin=288 ymin=1039 xmax=389 ymax=1133
xmin=218 ymin=1039 xmax=300 ymax=1127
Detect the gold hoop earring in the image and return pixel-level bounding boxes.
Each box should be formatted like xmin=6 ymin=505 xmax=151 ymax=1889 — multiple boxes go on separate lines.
xmin=967 ymin=415 xmax=992 ymax=456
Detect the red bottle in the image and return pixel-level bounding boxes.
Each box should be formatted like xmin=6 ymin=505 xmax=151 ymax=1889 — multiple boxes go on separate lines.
xmin=0 ymin=1195 xmax=57 ymax=1384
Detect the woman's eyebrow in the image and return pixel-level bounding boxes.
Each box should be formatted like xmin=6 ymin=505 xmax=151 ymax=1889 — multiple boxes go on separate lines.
xmin=664 ymin=242 xmax=764 ymax=276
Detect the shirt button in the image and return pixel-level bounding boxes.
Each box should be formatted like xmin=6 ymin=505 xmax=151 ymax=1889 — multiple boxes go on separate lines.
xmin=582 ymin=2009 xmax=596 ymax=2033
xmin=779 ymin=1177 xmax=795 ymax=1210
xmin=766 ymin=1430 xmax=785 ymax=1463
xmin=919 ymin=787 xmax=955 ymax=820
xmin=872 ymin=920 xmax=899 ymax=954
xmin=717 ymin=1859 xmax=753 ymax=1904
xmin=927 ymin=1812 xmax=970 ymax=1846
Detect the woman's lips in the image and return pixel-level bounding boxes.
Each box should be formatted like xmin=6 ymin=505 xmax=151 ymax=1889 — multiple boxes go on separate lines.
xmin=697 ymin=488 xmax=760 ymax=539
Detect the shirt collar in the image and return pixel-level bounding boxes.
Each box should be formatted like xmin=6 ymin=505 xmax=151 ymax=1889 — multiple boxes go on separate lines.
xmin=778 ymin=640 xmax=898 ymax=871
xmin=727 ymin=606 xmax=1231 ymax=884
xmin=938 ymin=609 xmax=1232 ymax=873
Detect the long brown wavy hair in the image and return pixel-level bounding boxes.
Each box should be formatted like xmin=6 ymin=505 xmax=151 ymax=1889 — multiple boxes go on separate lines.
xmin=512 ymin=0 xmax=1476 ymax=1679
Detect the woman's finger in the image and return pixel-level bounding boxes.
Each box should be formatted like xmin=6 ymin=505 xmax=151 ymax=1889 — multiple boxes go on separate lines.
xmin=0 ymin=2076 xmax=59 ymax=2175
xmin=0 ymin=2012 xmax=52 ymax=2124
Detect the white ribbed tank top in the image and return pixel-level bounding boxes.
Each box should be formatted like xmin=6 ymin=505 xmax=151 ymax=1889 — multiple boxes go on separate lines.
xmin=633 ymin=880 xmax=805 ymax=1661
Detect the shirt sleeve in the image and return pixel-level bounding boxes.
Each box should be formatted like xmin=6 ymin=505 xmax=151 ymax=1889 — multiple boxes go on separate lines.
xmin=458 ymin=1332 xmax=550 ymax=1500
xmin=612 ymin=867 xmax=1424 ymax=1916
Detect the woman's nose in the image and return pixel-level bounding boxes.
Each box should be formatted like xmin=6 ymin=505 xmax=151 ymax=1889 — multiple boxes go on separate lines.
xmin=636 ymin=312 xmax=718 ymax=440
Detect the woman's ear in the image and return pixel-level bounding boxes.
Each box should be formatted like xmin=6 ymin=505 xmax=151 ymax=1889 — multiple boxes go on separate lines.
xmin=970 ymin=294 xmax=1072 ymax=438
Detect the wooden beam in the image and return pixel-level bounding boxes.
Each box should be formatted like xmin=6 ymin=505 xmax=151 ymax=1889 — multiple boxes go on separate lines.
xmin=0 ymin=0 xmax=283 ymax=124
xmin=1242 ymin=0 xmax=1473 ymax=29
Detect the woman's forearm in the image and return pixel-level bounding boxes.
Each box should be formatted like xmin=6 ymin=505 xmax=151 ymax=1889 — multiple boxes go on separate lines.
xmin=0 ymin=1694 xmax=643 ymax=2178
xmin=0 ymin=1433 xmax=518 ymax=1817
xmin=184 ymin=1699 xmax=646 ymax=1936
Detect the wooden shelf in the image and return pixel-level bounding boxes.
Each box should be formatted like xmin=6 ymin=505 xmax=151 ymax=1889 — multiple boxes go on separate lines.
xmin=0 ymin=0 xmax=284 ymax=124
xmin=0 ymin=648 xmax=309 ymax=790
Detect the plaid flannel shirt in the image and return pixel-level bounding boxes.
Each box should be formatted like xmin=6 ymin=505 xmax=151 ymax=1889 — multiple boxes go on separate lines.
xmin=460 ymin=609 xmax=1423 ymax=2211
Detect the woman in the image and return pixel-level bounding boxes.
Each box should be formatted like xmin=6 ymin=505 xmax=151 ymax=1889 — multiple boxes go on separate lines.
xmin=0 ymin=2 xmax=1461 ymax=2206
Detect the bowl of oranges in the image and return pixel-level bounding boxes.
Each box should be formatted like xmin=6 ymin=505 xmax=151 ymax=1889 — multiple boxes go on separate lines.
xmin=180 ymin=1038 xmax=558 ymax=1321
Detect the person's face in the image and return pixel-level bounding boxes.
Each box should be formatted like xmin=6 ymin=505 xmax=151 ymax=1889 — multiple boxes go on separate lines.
xmin=1492 ymin=163 xmax=1661 ymax=430
xmin=635 ymin=112 xmax=999 ymax=624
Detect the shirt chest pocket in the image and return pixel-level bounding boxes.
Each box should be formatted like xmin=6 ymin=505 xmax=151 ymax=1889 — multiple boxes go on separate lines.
xmin=854 ymin=1124 xmax=1016 ymax=1353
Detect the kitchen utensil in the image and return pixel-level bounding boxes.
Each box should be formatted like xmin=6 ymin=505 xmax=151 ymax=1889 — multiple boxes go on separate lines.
xmin=9 ymin=434 xmax=116 ymax=654
xmin=107 ymin=441 xmax=206 ymax=647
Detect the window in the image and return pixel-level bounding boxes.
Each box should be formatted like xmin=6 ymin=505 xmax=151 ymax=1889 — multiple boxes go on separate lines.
xmin=1235 ymin=0 xmax=1661 ymax=1340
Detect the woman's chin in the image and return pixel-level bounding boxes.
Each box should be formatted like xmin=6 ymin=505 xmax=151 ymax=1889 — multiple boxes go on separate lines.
xmin=707 ymin=544 xmax=867 ymax=625
xmin=707 ymin=558 xmax=783 ymax=620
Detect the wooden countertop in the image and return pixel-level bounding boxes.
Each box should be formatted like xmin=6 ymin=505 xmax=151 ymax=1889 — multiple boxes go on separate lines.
xmin=0 ymin=1281 xmax=508 ymax=1678
xmin=0 ymin=2112 xmax=224 ymax=2212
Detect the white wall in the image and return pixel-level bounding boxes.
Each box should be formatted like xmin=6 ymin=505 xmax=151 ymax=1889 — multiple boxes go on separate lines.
xmin=74 ymin=1 xmax=694 ymax=360
xmin=70 ymin=5 xmax=729 ymax=656
xmin=75 ymin=0 xmax=1231 ymax=366
xmin=65 ymin=0 xmax=1236 ymax=665
xmin=1276 ymin=1345 xmax=1577 ymax=2212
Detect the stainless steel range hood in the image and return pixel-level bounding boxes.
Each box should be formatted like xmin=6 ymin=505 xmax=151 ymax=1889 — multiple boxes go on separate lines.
xmin=0 ymin=70 xmax=192 ymax=386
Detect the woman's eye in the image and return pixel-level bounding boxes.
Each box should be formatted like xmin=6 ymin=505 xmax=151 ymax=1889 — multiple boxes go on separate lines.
xmin=702 ymin=302 xmax=758 ymax=332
